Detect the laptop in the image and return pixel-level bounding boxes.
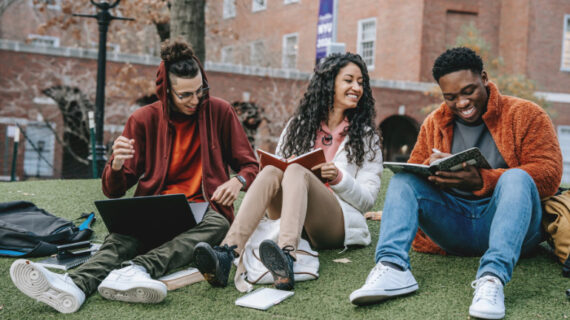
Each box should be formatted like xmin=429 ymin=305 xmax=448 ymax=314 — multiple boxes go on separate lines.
xmin=94 ymin=194 xmax=209 ymax=247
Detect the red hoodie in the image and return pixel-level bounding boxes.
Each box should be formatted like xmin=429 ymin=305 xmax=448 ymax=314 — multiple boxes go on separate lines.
xmin=101 ymin=58 xmax=259 ymax=222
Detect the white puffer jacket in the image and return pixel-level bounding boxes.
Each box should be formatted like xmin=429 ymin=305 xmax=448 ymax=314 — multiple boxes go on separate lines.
xmin=275 ymin=122 xmax=383 ymax=247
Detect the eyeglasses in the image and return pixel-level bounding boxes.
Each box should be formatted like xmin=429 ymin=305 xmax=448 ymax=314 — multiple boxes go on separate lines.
xmin=171 ymin=86 xmax=209 ymax=101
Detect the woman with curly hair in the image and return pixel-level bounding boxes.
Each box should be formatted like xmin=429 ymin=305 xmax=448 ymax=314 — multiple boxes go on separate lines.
xmin=194 ymin=52 xmax=383 ymax=291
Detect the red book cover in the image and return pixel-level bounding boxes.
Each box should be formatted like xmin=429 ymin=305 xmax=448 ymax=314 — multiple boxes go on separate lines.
xmin=256 ymin=148 xmax=326 ymax=181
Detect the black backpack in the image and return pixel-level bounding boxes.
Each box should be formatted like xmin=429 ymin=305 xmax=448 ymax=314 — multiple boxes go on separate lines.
xmin=0 ymin=201 xmax=94 ymax=258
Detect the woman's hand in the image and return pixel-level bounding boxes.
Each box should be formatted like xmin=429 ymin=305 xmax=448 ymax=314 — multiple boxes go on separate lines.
xmin=312 ymin=162 xmax=339 ymax=181
xmin=111 ymin=136 xmax=135 ymax=171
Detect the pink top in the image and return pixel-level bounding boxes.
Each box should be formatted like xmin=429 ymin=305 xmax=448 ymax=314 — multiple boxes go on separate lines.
xmin=314 ymin=118 xmax=349 ymax=185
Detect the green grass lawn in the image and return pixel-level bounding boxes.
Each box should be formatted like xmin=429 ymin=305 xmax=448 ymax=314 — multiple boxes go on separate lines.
xmin=0 ymin=173 xmax=569 ymax=319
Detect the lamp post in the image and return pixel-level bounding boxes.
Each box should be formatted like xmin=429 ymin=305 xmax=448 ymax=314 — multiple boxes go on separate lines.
xmin=73 ymin=0 xmax=133 ymax=177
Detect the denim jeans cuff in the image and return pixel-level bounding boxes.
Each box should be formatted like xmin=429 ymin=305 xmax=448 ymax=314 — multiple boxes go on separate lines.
xmin=476 ymin=267 xmax=508 ymax=285
xmin=376 ymin=256 xmax=410 ymax=271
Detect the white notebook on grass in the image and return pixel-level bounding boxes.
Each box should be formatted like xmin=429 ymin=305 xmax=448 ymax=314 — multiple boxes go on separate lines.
xmin=235 ymin=288 xmax=294 ymax=310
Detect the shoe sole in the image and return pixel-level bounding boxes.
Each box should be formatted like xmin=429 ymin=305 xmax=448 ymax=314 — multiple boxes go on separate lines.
xmin=259 ymin=241 xmax=294 ymax=290
xmin=10 ymin=259 xmax=82 ymax=313
xmin=350 ymin=283 xmax=419 ymax=306
xmin=98 ymin=283 xmax=166 ymax=303
xmin=194 ymin=244 xmax=227 ymax=287
xmin=469 ymin=308 xmax=505 ymax=319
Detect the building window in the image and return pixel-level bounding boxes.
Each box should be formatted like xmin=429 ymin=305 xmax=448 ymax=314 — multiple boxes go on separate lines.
xmin=223 ymin=0 xmax=236 ymax=19
xmin=282 ymin=33 xmax=298 ymax=69
xmin=221 ymin=46 xmax=234 ymax=64
xmin=23 ymin=123 xmax=55 ymax=177
xmin=284 ymin=0 xmax=299 ymax=4
xmin=33 ymin=0 xmax=61 ymax=10
xmin=562 ymin=15 xmax=570 ymax=71
xmin=250 ymin=41 xmax=265 ymax=66
xmin=357 ymin=18 xmax=377 ymax=69
xmin=252 ymin=0 xmax=267 ymax=12
xmin=27 ymin=34 xmax=60 ymax=47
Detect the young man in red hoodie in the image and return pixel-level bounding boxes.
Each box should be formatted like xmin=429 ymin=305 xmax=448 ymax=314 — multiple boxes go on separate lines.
xmin=9 ymin=40 xmax=259 ymax=313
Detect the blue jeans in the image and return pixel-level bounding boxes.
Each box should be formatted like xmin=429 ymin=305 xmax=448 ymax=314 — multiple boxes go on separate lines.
xmin=374 ymin=169 xmax=543 ymax=284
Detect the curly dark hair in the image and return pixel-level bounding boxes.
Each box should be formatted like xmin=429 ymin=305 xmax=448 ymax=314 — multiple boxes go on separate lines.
xmin=432 ymin=47 xmax=484 ymax=82
xmin=160 ymin=39 xmax=200 ymax=78
xmin=280 ymin=53 xmax=380 ymax=167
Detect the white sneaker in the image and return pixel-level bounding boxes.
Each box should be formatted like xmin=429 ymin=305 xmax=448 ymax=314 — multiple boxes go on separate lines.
xmin=349 ymin=262 xmax=419 ymax=306
xmin=98 ymin=264 xmax=167 ymax=303
xmin=10 ymin=259 xmax=85 ymax=313
xmin=469 ymin=275 xmax=505 ymax=319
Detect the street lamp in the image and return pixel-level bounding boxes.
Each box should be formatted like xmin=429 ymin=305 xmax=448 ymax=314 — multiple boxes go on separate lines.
xmin=73 ymin=0 xmax=134 ymax=177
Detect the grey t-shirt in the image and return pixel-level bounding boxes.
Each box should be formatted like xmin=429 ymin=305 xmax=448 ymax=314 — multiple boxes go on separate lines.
xmin=450 ymin=118 xmax=508 ymax=198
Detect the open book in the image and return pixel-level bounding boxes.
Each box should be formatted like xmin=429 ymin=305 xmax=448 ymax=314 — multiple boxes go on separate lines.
xmin=256 ymin=148 xmax=326 ymax=181
xmin=384 ymin=147 xmax=491 ymax=177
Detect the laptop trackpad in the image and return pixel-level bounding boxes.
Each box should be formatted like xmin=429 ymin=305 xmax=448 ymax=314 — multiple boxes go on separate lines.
xmin=189 ymin=202 xmax=209 ymax=224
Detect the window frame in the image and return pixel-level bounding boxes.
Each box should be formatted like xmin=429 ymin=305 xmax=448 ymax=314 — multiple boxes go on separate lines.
xmin=561 ymin=14 xmax=570 ymax=72
xmin=223 ymin=0 xmax=236 ymax=19
xmin=252 ymin=0 xmax=267 ymax=12
xmin=221 ymin=45 xmax=235 ymax=64
xmin=250 ymin=40 xmax=265 ymax=66
xmin=282 ymin=33 xmax=299 ymax=69
xmin=357 ymin=17 xmax=377 ymax=70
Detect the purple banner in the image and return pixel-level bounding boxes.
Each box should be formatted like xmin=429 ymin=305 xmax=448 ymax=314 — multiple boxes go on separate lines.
xmin=315 ymin=0 xmax=334 ymax=65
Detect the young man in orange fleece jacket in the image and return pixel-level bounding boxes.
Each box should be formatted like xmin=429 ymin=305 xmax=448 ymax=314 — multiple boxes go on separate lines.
xmin=350 ymin=47 xmax=562 ymax=319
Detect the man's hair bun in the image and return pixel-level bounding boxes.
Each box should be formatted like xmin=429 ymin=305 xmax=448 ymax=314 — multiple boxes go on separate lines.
xmin=160 ymin=39 xmax=195 ymax=64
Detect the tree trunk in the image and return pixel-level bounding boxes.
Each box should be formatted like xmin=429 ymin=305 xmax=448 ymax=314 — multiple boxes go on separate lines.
xmin=170 ymin=0 xmax=205 ymax=63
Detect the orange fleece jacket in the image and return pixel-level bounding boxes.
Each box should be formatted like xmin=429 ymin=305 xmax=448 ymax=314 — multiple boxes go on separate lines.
xmin=409 ymin=82 xmax=563 ymax=254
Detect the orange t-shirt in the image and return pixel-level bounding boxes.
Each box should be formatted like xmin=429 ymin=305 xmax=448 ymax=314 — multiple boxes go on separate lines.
xmin=160 ymin=114 xmax=205 ymax=202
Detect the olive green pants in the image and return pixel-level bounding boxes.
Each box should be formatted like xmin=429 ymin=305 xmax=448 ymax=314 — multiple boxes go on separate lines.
xmin=70 ymin=208 xmax=229 ymax=295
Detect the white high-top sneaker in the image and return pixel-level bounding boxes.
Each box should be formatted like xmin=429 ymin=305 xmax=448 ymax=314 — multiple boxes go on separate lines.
xmin=98 ymin=264 xmax=167 ymax=303
xmin=469 ymin=275 xmax=505 ymax=319
xmin=10 ymin=259 xmax=85 ymax=313
xmin=349 ymin=261 xmax=419 ymax=306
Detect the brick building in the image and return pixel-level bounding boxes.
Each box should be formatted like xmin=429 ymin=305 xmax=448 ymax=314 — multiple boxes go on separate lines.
xmin=1 ymin=0 xmax=570 ymax=182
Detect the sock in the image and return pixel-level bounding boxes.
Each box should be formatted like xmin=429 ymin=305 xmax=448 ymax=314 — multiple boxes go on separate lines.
xmin=480 ymin=272 xmax=504 ymax=285
xmin=381 ymin=261 xmax=405 ymax=271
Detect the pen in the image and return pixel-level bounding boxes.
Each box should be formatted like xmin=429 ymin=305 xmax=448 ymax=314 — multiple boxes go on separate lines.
xmin=432 ymin=148 xmax=442 ymax=154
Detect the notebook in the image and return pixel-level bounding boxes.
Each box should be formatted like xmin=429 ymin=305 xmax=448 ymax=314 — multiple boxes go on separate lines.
xmin=158 ymin=267 xmax=204 ymax=290
xmin=235 ymin=288 xmax=294 ymax=310
xmin=94 ymin=194 xmax=209 ymax=248
xmin=36 ymin=242 xmax=101 ymax=271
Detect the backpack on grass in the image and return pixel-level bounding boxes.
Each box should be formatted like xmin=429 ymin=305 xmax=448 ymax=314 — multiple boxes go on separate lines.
xmin=0 ymin=201 xmax=94 ymax=258
xmin=541 ymin=188 xmax=570 ymax=277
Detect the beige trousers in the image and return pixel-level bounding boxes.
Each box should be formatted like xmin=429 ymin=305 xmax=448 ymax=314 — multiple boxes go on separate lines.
xmin=223 ymin=164 xmax=345 ymax=258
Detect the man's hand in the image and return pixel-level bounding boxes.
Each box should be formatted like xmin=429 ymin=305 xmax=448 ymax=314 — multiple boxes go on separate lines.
xmin=311 ymin=162 xmax=339 ymax=181
xmin=428 ymin=163 xmax=483 ymax=191
xmin=111 ymin=136 xmax=135 ymax=171
xmin=211 ymin=177 xmax=242 ymax=207
xmin=428 ymin=151 xmax=452 ymax=165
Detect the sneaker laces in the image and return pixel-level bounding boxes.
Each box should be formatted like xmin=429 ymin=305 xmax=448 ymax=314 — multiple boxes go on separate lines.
xmin=365 ymin=263 xmax=388 ymax=285
xmin=214 ymin=244 xmax=238 ymax=258
xmin=471 ymin=276 xmax=502 ymax=304
xmin=281 ymin=245 xmax=296 ymax=262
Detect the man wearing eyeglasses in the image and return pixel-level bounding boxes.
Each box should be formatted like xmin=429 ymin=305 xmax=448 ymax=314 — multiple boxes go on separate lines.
xmin=8 ymin=40 xmax=259 ymax=313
